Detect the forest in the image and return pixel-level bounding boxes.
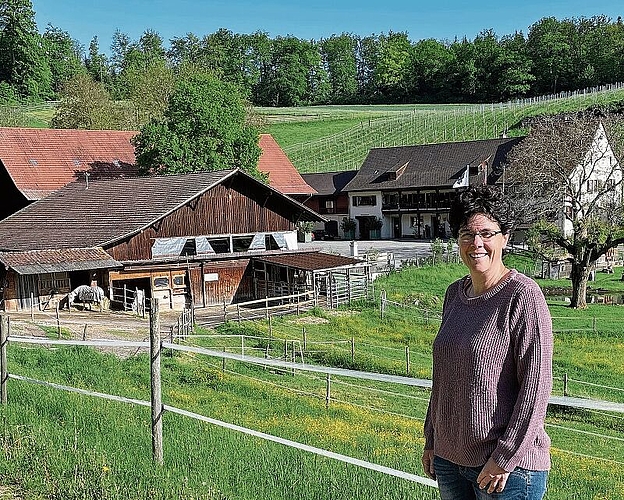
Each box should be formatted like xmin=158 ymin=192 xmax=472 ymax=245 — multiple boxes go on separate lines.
xmin=2 ymin=0 xmax=624 ymax=110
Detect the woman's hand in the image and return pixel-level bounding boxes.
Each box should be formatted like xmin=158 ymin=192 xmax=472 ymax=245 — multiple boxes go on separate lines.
xmin=477 ymin=457 xmax=510 ymax=494
xmin=421 ymin=449 xmax=436 ymax=479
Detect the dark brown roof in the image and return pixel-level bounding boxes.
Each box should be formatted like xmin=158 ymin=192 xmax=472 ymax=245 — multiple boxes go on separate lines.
xmin=0 ymin=127 xmax=138 ymax=200
xmin=344 ymin=137 xmax=524 ymax=192
xmin=0 ymin=247 xmax=121 ymax=274
xmin=255 ymin=252 xmax=363 ymax=271
xmin=301 ymin=171 xmax=358 ymax=196
xmin=258 ymin=134 xmax=316 ymax=196
xmin=0 ymin=169 xmax=323 ymax=252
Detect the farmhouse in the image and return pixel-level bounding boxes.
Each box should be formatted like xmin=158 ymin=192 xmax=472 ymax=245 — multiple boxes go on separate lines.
xmin=342 ymin=137 xmax=524 ymax=239
xmin=301 ymin=170 xmax=358 ymax=239
xmin=0 ymin=168 xmax=364 ymax=312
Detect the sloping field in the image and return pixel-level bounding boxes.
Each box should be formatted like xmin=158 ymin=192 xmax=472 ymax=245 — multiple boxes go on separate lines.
xmin=261 ymin=87 xmax=624 ymax=173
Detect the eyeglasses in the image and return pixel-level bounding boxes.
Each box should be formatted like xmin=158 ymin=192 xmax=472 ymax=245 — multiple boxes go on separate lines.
xmin=458 ymin=230 xmax=503 ymax=243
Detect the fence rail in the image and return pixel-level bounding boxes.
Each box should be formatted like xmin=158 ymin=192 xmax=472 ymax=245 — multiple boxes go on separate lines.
xmin=2 ymin=304 xmax=624 ymax=497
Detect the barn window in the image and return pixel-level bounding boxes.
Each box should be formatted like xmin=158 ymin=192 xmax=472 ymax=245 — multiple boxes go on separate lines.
xmin=153 ymin=276 xmax=169 ymax=288
xmin=172 ymin=274 xmax=185 ymax=288
xmin=208 ymin=237 xmax=231 ymax=253
xmin=180 ymin=239 xmax=197 ymax=256
xmin=233 ymin=236 xmax=253 ymax=252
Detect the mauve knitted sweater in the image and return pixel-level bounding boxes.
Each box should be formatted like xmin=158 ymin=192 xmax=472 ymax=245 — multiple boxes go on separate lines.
xmin=424 ymin=270 xmax=553 ymax=472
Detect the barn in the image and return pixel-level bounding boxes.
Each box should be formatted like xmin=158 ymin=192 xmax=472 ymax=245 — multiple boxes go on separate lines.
xmin=0 ymin=168 xmax=364 ymax=312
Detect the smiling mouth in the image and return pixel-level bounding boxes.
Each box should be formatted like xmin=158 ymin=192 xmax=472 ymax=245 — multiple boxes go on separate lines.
xmin=469 ymin=253 xmax=489 ymax=259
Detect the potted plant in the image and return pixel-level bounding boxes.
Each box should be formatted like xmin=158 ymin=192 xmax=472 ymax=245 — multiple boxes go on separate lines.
xmin=369 ymin=216 xmax=383 ymax=239
xmin=340 ymin=217 xmax=357 ymax=240
xmin=296 ymin=221 xmax=315 ymax=242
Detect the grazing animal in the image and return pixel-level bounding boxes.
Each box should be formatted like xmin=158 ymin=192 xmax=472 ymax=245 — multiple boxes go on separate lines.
xmin=67 ymin=285 xmax=105 ymax=310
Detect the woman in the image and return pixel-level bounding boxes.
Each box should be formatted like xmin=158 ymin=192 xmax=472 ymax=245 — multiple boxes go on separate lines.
xmin=421 ymin=185 xmax=553 ymax=499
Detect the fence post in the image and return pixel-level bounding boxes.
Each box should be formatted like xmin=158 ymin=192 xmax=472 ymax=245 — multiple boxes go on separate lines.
xmin=592 ymin=317 xmax=597 ymax=332
xmin=237 ymin=304 xmax=241 ymax=324
xmin=268 ymin=314 xmax=273 ymax=338
xmin=351 ymin=336 xmax=355 ymax=363
xmin=265 ymin=296 xmax=269 ymax=320
xmin=563 ymin=373 xmax=569 ymax=397
xmin=241 ymin=336 xmax=245 ymax=358
xmin=325 ymin=373 xmax=331 ymax=409
xmin=82 ymin=324 xmax=88 ymax=341
xmin=56 ymin=302 xmax=61 ymax=338
xmin=123 ymin=285 xmax=127 ymax=311
xmin=405 ymin=345 xmax=410 ymax=376
xmin=380 ymin=290 xmax=386 ymax=319
xmin=1 ymin=315 xmax=8 ymax=404
xmin=222 ymin=347 xmax=226 ymax=373
xmin=302 ymin=327 xmax=307 ymax=351
xmin=149 ymin=298 xmax=164 ymax=465
xmin=30 ymin=292 xmax=34 ymax=321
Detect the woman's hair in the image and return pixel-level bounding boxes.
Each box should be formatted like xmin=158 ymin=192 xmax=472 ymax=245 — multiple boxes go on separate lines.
xmin=448 ymin=184 xmax=516 ymax=238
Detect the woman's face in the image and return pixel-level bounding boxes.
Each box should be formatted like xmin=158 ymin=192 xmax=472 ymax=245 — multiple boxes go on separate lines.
xmin=458 ymin=213 xmax=509 ymax=277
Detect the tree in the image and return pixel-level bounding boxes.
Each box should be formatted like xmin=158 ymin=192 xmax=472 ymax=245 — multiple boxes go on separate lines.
xmin=373 ymin=31 xmax=412 ymax=102
xmin=42 ymin=24 xmax=85 ymax=94
xmin=0 ymin=0 xmax=52 ymax=100
xmin=85 ymin=36 xmax=111 ymax=86
xmin=320 ymin=34 xmax=358 ymax=104
xmin=132 ymin=72 xmax=261 ymax=176
xmin=51 ymin=73 xmax=122 ymax=129
xmin=507 ymin=113 xmax=624 ymax=308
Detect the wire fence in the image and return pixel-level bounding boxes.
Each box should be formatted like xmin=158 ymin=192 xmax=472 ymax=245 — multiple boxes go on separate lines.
xmin=1 ymin=301 xmax=623 ymax=495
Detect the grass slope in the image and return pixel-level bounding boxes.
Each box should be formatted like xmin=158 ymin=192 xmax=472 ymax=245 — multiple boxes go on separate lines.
xmin=261 ymin=89 xmax=624 ymax=173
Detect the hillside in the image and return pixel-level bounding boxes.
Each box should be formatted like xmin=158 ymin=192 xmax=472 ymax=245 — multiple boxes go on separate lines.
xmin=261 ymin=85 xmax=624 ymax=173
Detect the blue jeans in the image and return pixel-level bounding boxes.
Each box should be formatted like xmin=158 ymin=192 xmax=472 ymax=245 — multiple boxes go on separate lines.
xmin=433 ymin=455 xmax=548 ymax=500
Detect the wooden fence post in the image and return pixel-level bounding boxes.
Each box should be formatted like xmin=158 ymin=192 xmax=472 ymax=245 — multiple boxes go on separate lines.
xmin=563 ymin=373 xmax=569 ymax=397
xmin=380 ymin=290 xmax=386 ymax=319
xmin=56 ymin=302 xmax=61 ymax=338
xmin=351 ymin=336 xmax=355 ymax=363
xmin=302 ymin=327 xmax=307 ymax=351
xmin=265 ymin=296 xmax=269 ymax=320
xmin=237 ymin=304 xmax=241 ymax=324
xmin=1 ymin=315 xmax=8 ymax=404
xmin=149 ymin=298 xmax=164 ymax=465
xmin=325 ymin=373 xmax=331 ymax=409
xmin=30 ymin=293 xmax=34 ymax=321
xmin=405 ymin=345 xmax=410 ymax=376
xmin=82 ymin=324 xmax=88 ymax=341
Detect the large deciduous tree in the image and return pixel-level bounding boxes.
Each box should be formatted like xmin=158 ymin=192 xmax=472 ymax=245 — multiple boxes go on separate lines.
xmin=51 ymin=73 xmax=123 ymax=129
xmin=42 ymin=24 xmax=85 ymax=94
xmin=132 ymin=72 xmax=261 ymax=176
xmin=0 ymin=0 xmax=52 ymax=100
xmin=507 ymin=114 xmax=624 ymax=308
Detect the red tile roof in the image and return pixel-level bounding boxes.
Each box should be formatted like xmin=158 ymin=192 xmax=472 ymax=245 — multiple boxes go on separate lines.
xmin=0 ymin=127 xmax=138 ymax=201
xmin=257 ymin=134 xmax=316 ymax=196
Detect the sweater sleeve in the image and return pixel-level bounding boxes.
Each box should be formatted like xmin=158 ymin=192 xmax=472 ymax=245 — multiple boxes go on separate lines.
xmin=423 ymin=281 xmax=461 ymax=450
xmin=490 ymin=282 xmax=553 ymax=471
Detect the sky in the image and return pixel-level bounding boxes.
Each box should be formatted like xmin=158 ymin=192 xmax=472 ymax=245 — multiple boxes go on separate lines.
xmin=32 ymin=0 xmax=622 ymax=55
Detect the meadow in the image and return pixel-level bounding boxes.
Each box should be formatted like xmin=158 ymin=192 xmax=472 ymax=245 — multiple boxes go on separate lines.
xmin=1 ymin=258 xmax=623 ymax=499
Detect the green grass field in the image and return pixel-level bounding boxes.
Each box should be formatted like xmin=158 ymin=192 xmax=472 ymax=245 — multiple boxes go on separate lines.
xmin=1 ymin=260 xmax=623 ymax=499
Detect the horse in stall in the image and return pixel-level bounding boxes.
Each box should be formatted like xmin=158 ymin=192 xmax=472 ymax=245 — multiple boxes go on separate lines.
xmin=66 ymin=285 xmax=105 ymax=311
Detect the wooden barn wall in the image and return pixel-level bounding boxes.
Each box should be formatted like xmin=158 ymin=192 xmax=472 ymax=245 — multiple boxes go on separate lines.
xmin=191 ymin=259 xmax=253 ymax=306
xmin=106 ymin=184 xmax=295 ymax=261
